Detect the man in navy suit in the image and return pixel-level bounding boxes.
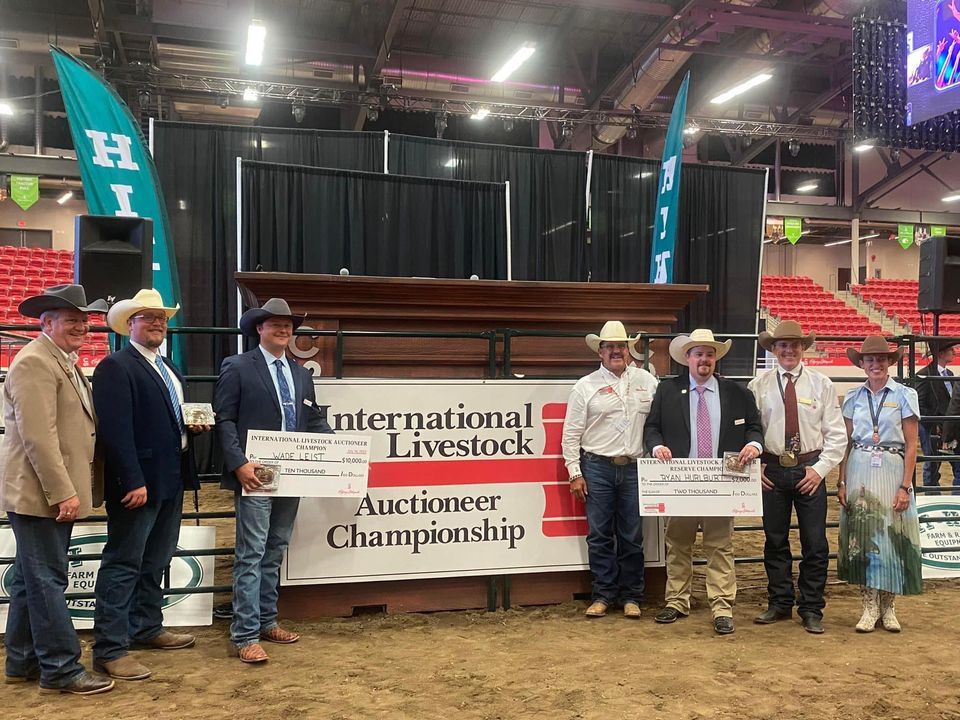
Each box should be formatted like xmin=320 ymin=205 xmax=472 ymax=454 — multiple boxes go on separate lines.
xmin=643 ymin=329 xmax=763 ymax=635
xmin=214 ymin=298 xmax=332 ymax=664
xmin=91 ymin=289 xmax=205 ymax=681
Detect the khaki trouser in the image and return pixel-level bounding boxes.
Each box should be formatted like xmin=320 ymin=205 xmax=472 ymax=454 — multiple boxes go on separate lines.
xmin=664 ymin=516 xmax=736 ymax=618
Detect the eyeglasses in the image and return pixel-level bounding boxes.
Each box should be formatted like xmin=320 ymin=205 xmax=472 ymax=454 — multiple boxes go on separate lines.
xmin=131 ymin=313 xmax=169 ymax=325
xmin=599 ymin=342 xmax=628 ymax=351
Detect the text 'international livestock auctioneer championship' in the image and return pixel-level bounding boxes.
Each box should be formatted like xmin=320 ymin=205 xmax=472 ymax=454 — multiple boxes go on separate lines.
xmin=283 ymin=380 xmax=665 ymax=585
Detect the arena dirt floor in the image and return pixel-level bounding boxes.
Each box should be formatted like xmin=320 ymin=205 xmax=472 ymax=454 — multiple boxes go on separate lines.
xmin=4 ymin=475 xmax=960 ymax=720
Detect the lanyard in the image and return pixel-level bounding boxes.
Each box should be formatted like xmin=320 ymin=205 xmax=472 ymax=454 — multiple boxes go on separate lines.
xmin=774 ymin=366 xmax=803 ymax=404
xmin=866 ymin=387 xmax=891 ymax=439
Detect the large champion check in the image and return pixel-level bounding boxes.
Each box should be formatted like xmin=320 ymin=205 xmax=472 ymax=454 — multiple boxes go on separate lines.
xmin=243 ymin=431 xmax=371 ymax=498
xmin=637 ymin=456 xmax=762 ymax=517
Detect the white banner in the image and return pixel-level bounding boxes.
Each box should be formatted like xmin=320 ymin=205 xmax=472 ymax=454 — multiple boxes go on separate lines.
xmin=918 ymin=495 xmax=960 ymax=579
xmin=0 ymin=524 xmax=215 ymax=628
xmin=284 ymin=379 xmax=665 ymax=585
xmin=637 ymin=456 xmax=762 ymax=517
xmin=244 ymin=430 xmax=371 ymax=498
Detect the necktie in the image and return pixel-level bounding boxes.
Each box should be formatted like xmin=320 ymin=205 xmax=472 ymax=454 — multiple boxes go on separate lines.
xmin=784 ymin=372 xmax=800 ymax=448
xmin=695 ymin=385 xmax=712 ymax=458
xmin=274 ymin=359 xmax=297 ymax=431
xmin=943 ymin=368 xmax=953 ymax=397
xmin=154 ymin=355 xmax=184 ymax=430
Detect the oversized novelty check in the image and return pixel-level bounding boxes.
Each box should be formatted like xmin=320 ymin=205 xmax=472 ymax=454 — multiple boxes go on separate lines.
xmin=243 ymin=430 xmax=370 ymax=498
xmin=637 ymin=455 xmax=762 ymax=517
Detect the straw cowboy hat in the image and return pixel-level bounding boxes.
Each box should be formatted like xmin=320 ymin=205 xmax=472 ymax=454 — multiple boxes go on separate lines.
xmin=629 ymin=334 xmax=655 ymax=362
xmin=758 ymin=320 xmax=815 ymax=352
xmin=18 ymin=284 xmax=107 ymax=318
xmin=585 ymin=321 xmax=640 ymax=353
xmin=239 ymin=297 xmax=304 ymax=337
xmin=107 ymin=288 xmax=180 ymax=336
xmin=846 ymin=335 xmax=904 ymax=365
xmin=669 ymin=328 xmax=732 ymax=366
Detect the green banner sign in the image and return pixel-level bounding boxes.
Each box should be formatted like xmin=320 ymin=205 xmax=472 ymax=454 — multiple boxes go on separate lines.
xmin=784 ymin=217 xmax=803 ymax=244
xmin=897 ymin=223 xmax=914 ymax=249
xmin=932 ymin=225 xmax=947 ymax=237
xmin=10 ymin=175 xmax=39 ymax=211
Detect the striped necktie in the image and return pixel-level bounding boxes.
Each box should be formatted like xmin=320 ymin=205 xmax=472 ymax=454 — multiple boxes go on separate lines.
xmin=695 ymin=385 xmax=712 ymax=458
xmin=154 ymin=354 xmax=184 ymax=430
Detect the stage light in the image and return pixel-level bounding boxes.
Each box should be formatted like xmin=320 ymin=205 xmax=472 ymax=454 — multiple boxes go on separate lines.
xmin=503 ymin=118 xmax=514 ymax=132
xmin=137 ymin=90 xmax=150 ymax=110
xmin=56 ymin=190 xmax=73 ymax=205
xmin=491 ymin=45 xmax=536 ymax=83
xmin=0 ymin=102 xmax=13 ymax=116
xmin=245 ymin=21 xmax=266 ymax=66
xmin=435 ymin=112 xmax=448 ymax=139
xmin=217 ymin=96 xmax=230 ymax=109
xmin=626 ymin=125 xmax=638 ymax=140
xmin=853 ymin=140 xmax=875 ymax=152
xmin=366 ymin=105 xmax=379 ymax=122
xmin=788 ymin=138 xmax=800 ymax=157
xmin=943 ymin=193 xmax=960 ymax=202
xmin=683 ymin=126 xmax=698 ymax=135
xmin=291 ymin=99 xmax=306 ymax=123
xmin=242 ymin=87 xmax=259 ymax=102
xmin=709 ymin=72 xmax=772 ymax=105
xmin=796 ymin=181 xmax=819 ymax=193
xmin=470 ymin=108 xmax=490 ymax=120
xmin=561 ymin=121 xmax=574 ymax=138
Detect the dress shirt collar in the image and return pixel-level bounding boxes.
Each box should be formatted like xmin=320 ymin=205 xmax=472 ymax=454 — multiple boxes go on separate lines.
xmin=777 ymin=362 xmax=804 ymax=379
xmin=42 ymin=332 xmax=79 ymax=366
xmin=689 ymin=373 xmax=718 ymax=393
xmin=597 ymin=363 xmax=627 ymax=384
xmin=859 ymin=376 xmax=898 ymax=396
xmin=938 ymin=364 xmax=948 ymax=375
xmin=130 ymin=339 xmax=160 ymax=364
xmin=259 ymin=344 xmax=289 ymax=370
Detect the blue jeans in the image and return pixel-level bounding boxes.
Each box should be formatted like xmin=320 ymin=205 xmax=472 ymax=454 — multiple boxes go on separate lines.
xmin=231 ymin=495 xmax=300 ymax=647
xmin=919 ymin=424 xmax=960 ymax=488
xmin=92 ymin=492 xmax=183 ymax=663
xmin=4 ymin=512 xmax=85 ymax=688
xmin=581 ymin=455 xmax=645 ymax=604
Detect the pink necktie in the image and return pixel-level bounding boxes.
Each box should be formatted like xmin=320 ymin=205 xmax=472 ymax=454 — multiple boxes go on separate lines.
xmin=695 ymin=385 xmax=712 ymax=458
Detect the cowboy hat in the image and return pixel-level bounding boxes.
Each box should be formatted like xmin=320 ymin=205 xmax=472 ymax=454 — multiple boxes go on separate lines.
xmin=846 ymin=335 xmax=904 ymax=365
xmin=239 ymin=297 xmax=304 ymax=337
xmin=18 ymin=284 xmax=108 ymax=318
xmin=758 ymin=320 xmax=815 ymax=352
xmin=669 ymin=328 xmax=732 ymax=366
xmin=628 ymin=333 xmax=655 ymax=362
xmin=585 ymin=321 xmax=639 ymax=353
xmin=107 ymin=288 xmax=180 ymax=336
xmin=926 ymin=339 xmax=959 ymax=357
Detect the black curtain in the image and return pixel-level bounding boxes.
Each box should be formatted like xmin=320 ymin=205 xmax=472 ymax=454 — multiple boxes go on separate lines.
xmin=591 ymin=155 xmax=765 ymax=375
xmin=153 ymin=121 xmax=383 ymax=374
xmin=389 ymin=135 xmax=587 ymax=281
xmin=241 ymin=161 xmax=507 ymax=280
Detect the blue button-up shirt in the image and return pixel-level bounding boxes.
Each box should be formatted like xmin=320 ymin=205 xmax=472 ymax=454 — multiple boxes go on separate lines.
xmin=259 ymin=345 xmax=296 ymax=431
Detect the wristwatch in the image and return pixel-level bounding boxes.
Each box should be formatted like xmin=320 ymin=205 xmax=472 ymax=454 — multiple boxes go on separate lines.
xmin=899 ymin=485 xmax=913 ymax=494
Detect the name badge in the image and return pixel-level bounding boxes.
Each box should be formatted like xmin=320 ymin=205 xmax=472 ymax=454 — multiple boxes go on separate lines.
xmin=798 ymin=397 xmax=813 ymax=405
xmin=882 ymin=402 xmax=898 ymax=408
xmin=734 ymin=418 xmax=745 ymax=426
xmin=303 ymin=398 xmax=314 ymax=407
xmin=870 ymin=450 xmax=883 ymax=467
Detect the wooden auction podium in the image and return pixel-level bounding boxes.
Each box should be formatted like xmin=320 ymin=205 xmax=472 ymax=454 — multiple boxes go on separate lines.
xmin=236 ymin=272 xmax=707 ymax=617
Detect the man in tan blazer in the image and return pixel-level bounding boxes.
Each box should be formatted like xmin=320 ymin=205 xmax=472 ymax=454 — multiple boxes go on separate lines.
xmin=1 ymin=285 xmax=114 ymax=696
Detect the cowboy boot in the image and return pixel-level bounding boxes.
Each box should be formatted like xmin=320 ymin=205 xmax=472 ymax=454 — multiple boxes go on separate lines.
xmin=855 ymin=587 xmax=881 ymax=633
xmin=879 ymin=591 xmax=902 ymax=633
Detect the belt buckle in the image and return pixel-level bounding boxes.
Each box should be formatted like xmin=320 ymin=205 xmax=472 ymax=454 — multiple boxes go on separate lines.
xmin=778 ymin=451 xmax=798 ymax=467
xmin=613 ymin=456 xmax=630 ymax=466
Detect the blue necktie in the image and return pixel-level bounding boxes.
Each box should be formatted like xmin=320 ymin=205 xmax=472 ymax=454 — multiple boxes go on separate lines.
xmin=274 ymin=359 xmax=297 ymax=431
xmin=943 ymin=368 xmax=953 ymax=396
xmin=154 ymin=354 xmax=184 ymax=430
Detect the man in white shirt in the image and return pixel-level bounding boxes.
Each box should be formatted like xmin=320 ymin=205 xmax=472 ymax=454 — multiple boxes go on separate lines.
xmin=562 ymin=321 xmax=659 ymax=619
xmin=748 ymin=320 xmax=846 ymax=634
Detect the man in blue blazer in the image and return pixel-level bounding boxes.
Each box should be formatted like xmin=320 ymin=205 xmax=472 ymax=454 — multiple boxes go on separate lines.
xmin=643 ymin=329 xmax=763 ymax=636
xmin=91 ymin=289 xmax=205 ymax=682
xmin=214 ymin=297 xmax=332 ymax=664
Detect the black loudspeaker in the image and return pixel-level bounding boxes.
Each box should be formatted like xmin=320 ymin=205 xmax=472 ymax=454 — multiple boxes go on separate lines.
xmin=919 ymin=235 xmax=960 ymax=313
xmin=75 ymin=215 xmax=153 ymax=303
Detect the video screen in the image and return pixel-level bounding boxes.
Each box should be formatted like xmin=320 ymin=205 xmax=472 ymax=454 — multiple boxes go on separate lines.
xmin=906 ymin=0 xmax=960 ymax=124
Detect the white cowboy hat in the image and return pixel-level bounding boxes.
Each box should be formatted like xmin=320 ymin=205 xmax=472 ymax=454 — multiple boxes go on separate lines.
xmin=107 ymin=288 xmax=180 ymax=336
xmin=669 ymin=328 xmax=732 ymax=366
xmin=585 ymin=321 xmax=640 ymax=353
xmin=628 ymin=333 xmax=655 ymax=362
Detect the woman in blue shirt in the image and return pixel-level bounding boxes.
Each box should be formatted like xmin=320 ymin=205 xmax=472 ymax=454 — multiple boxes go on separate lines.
xmin=838 ymin=336 xmax=923 ymax=633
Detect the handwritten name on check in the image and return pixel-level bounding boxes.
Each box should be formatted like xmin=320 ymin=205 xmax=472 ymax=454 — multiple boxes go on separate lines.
xmin=637 ymin=457 xmax=762 ymax=517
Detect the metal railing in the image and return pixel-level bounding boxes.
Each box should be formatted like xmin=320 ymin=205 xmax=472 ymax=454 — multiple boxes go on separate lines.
xmin=1 ymin=324 xmax=959 ymax=612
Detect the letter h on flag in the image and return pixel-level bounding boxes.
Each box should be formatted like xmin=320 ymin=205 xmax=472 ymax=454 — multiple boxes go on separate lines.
xmin=649 ymin=72 xmax=690 ymax=285
xmin=50 ymin=46 xmax=183 ymax=359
